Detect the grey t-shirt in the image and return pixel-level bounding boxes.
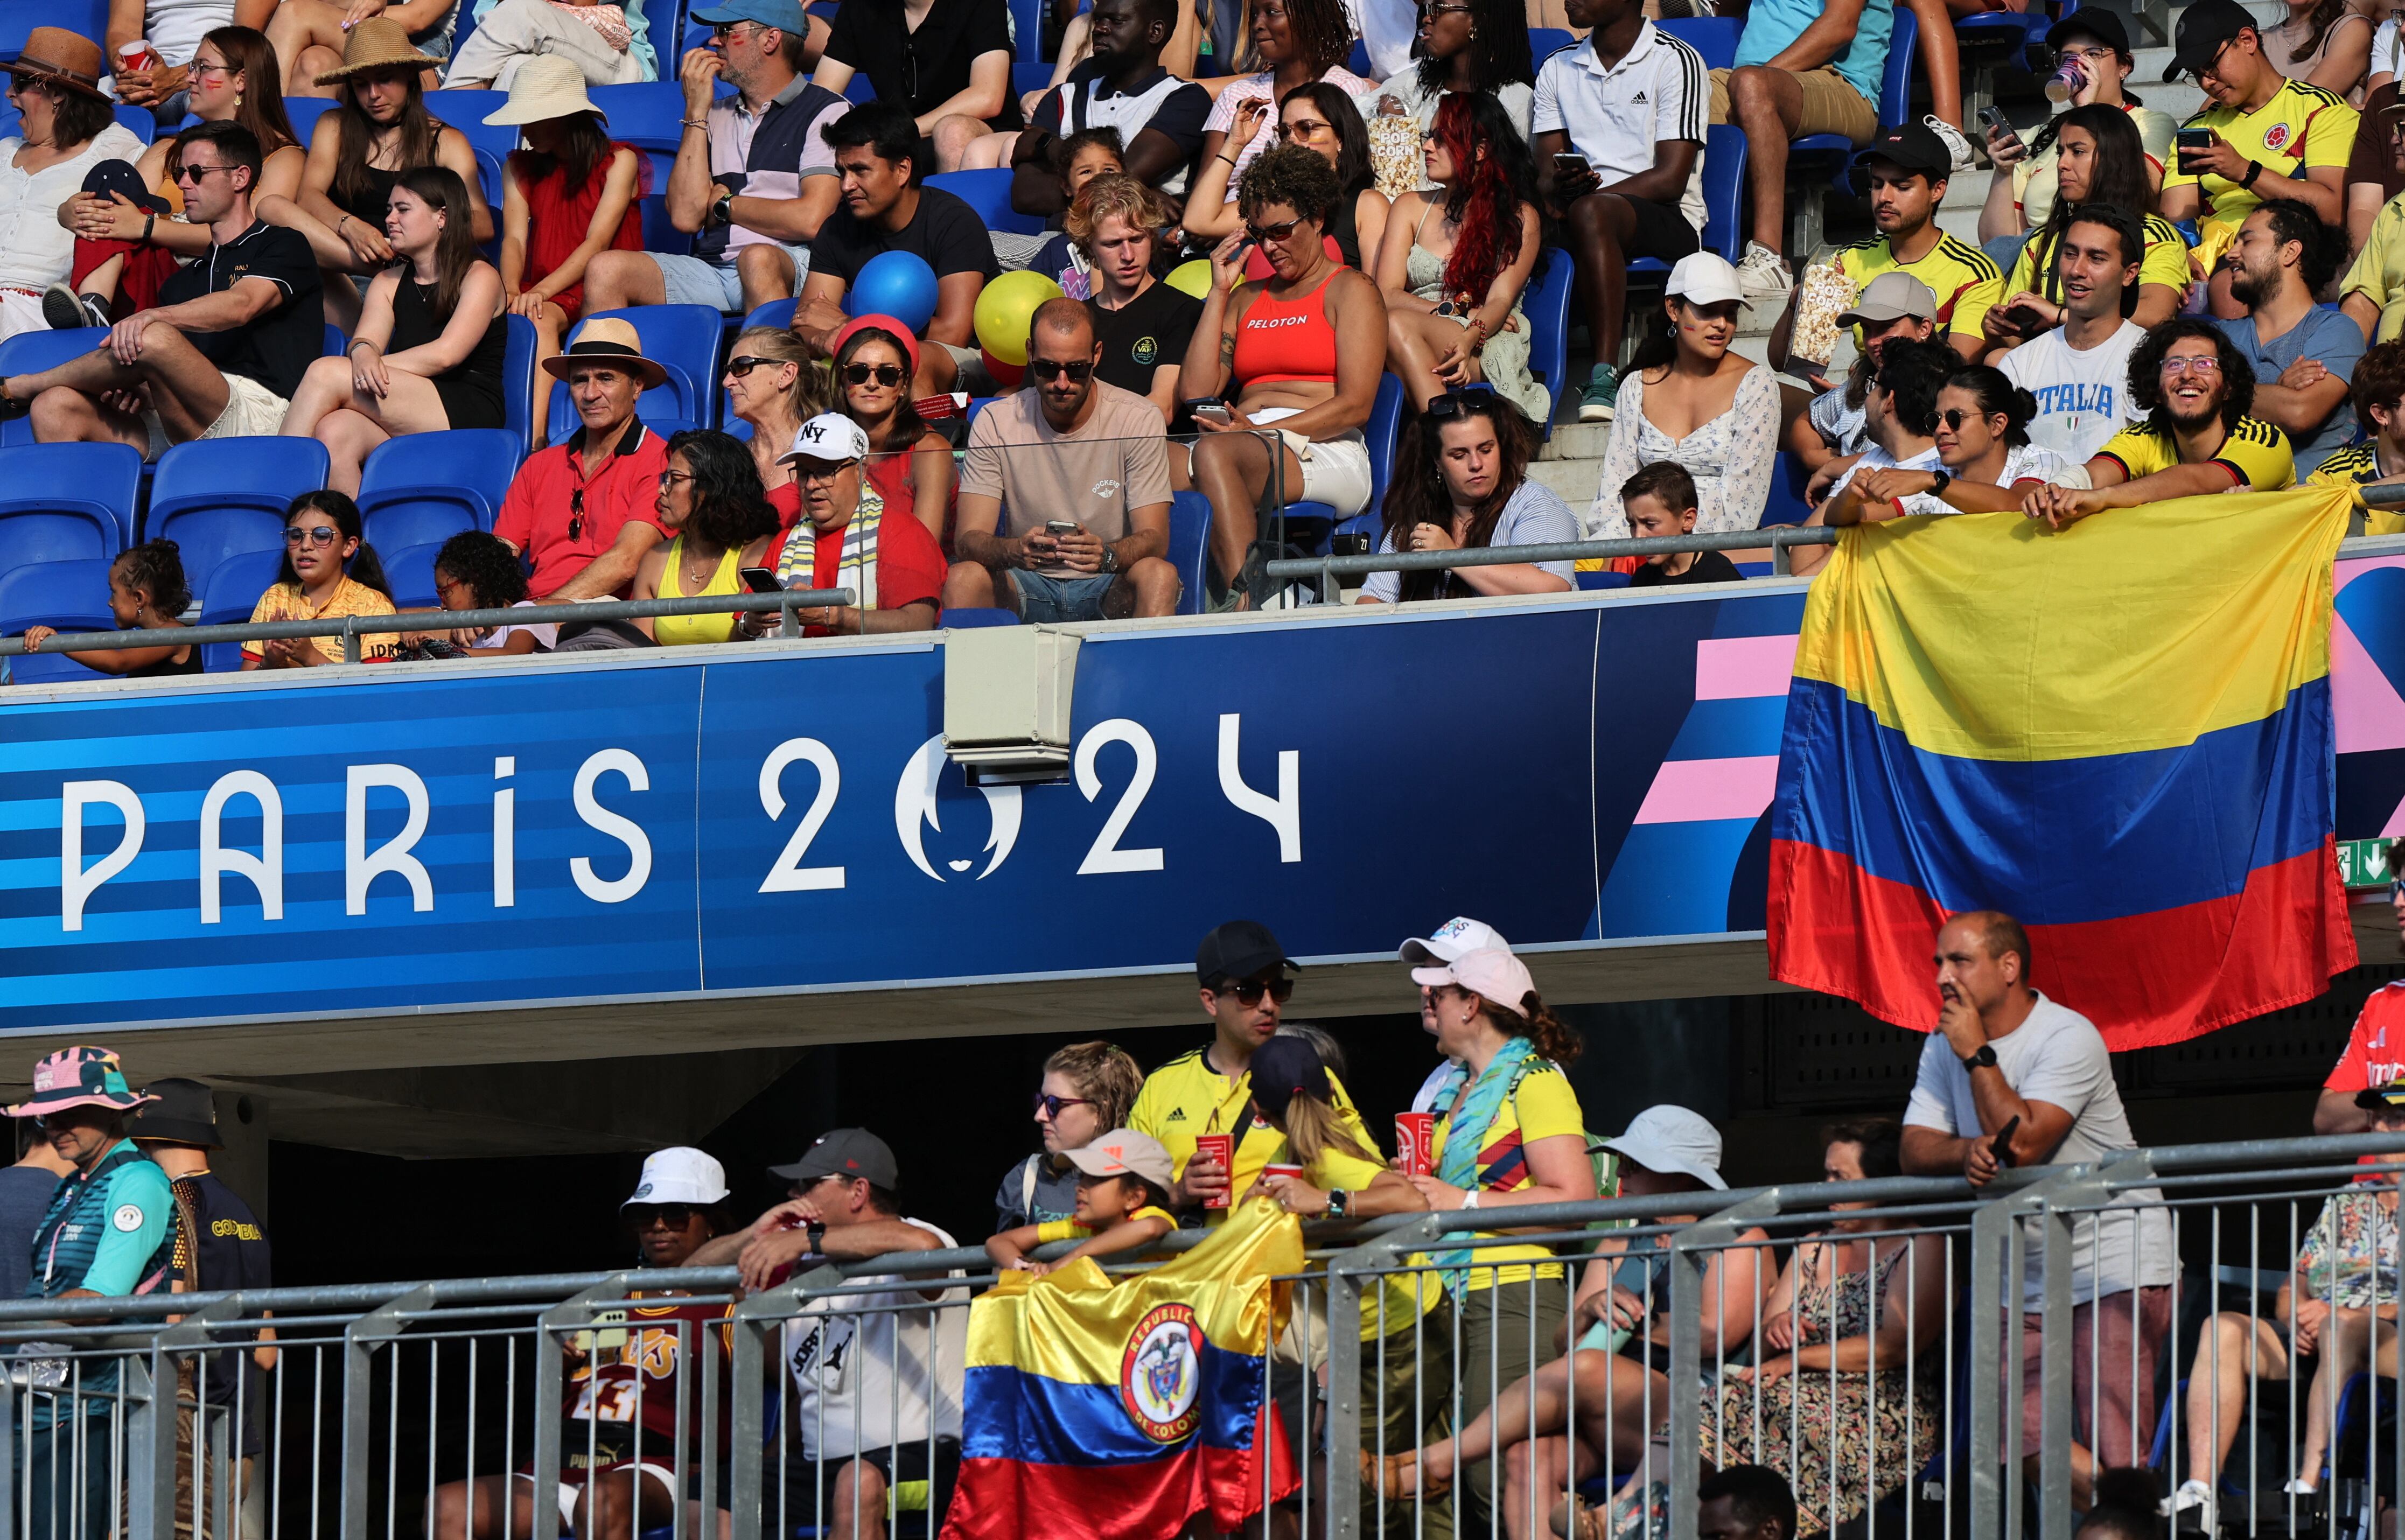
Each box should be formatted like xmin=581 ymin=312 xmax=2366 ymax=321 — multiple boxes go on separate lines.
xmin=1808 ymin=386 xmax=1870 ymax=458
xmin=1360 ymin=480 xmax=1579 ymax=603
xmin=1904 ymin=992 xmax=2174 ymax=1306
xmin=2213 ymin=309 xmax=2365 ymax=474
xmin=991 ymin=1153 xmax=1080 ymax=1233
xmin=0 ymin=1166 xmax=60 ymax=1300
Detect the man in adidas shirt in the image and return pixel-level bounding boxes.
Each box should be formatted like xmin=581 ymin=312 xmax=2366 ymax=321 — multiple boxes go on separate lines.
xmin=2000 ymin=204 xmax=2148 ymax=461
xmin=2023 ymin=316 xmax=2295 ymax=529
xmin=1129 ymin=920 xmax=1372 ymax=1220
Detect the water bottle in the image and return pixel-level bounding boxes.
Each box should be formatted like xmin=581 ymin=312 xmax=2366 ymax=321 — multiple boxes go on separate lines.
xmin=2044 ymin=55 xmax=2087 ymax=103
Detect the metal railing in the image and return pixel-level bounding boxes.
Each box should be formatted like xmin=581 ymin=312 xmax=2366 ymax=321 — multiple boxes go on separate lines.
xmin=5 ymin=1130 xmax=2403 ymax=1540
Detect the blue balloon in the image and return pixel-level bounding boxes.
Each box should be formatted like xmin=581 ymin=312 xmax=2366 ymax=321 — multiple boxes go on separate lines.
xmin=845 ymin=250 xmax=940 ymax=336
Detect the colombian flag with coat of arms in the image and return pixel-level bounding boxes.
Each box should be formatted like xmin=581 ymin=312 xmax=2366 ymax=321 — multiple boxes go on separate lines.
xmin=938 ymin=1199 xmax=1303 ymax=1539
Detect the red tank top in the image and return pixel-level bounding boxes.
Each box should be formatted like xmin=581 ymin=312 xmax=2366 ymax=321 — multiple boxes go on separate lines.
xmin=1232 ymin=270 xmax=1341 ymax=388
xmin=515 ymin=145 xmax=647 ymax=322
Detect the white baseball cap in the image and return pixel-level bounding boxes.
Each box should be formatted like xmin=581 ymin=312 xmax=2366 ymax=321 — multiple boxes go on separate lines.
xmin=622 ymin=1146 xmax=731 ymax=1207
xmin=1399 ymin=916 xmax=1512 ymax=967
xmin=1063 ymin=1129 xmax=1176 ymax=1191
xmin=780 ymin=412 xmax=870 ymax=466
xmin=1596 ymin=1105 xmax=1727 ymax=1190
xmin=1665 ymin=252 xmax=1747 ymax=310
xmin=1409 ymin=946 xmax=1536 ymax=1017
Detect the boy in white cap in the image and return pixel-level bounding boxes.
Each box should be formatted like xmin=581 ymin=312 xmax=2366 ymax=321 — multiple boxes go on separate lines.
xmin=742 ymin=412 xmax=946 ymax=636
xmin=983 ymin=1129 xmax=1177 ymax=1275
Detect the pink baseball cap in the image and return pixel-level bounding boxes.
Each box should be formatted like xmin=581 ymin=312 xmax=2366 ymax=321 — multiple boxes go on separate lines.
xmin=1409 ymin=946 xmax=1535 ymax=1016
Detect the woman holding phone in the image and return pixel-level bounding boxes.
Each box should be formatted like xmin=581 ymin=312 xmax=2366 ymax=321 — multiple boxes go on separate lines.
xmin=1976 ymin=12 xmax=2175 ymax=267
xmin=1976 ymin=104 xmax=2191 ymax=351
xmin=627 ymin=430 xmax=782 ymax=647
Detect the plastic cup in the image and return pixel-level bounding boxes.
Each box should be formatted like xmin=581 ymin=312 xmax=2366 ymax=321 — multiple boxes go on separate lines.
xmin=1396 ymin=1112 xmax=1436 ymax=1177
xmin=1193 ymin=1133 xmax=1234 ymax=1209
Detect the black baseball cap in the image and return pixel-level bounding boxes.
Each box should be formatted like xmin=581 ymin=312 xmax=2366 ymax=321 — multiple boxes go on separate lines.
xmin=1857 ymin=121 xmax=1953 ymax=179
xmin=1246 ymin=1034 xmax=1331 ymax=1122
xmin=1195 ymin=919 xmax=1296 ymax=985
xmin=2046 ymin=8 xmax=2131 ymax=55
xmin=2164 ymin=0 xmax=2257 ymax=81
xmin=81 ymin=157 xmax=170 ymax=216
xmin=768 ymin=1127 xmax=898 ymax=1188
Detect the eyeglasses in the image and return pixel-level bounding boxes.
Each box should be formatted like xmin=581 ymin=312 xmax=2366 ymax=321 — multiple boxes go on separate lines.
xmin=793 ymin=463 xmax=849 ymax=485
xmin=658 ymin=470 xmax=696 ymax=489
xmin=843 ymin=362 xmax=906 ymax=387
xmin=1027 ymin=358 xmax=1093 ymax=382
xmin=190 ymin=60 xmax=235 ymax=82
xmin=174 ymin=163 xmax=231 ymax=184
xmin=624 ymin=1203 xmax=696 ymax=1228
xmin=724 ymin=355 xmax=788 ymax=379
xmin=1425 ymin=387 xmax=1499 ymax=421
xmin=1033 ymin=1093 xmax=1096 ymax=1119
xmin=285 ymin=524 xmax=341 ymax=547
xmin=434 ymin=574 xmax=470 ymax=597
xmin=1423 ymin=1 xmax=1473 ymax=13
xmin=1213 ymin=975 xmax=1295 ymax=1006
xmin=1245 ymin=218 xmax=1303 ymax=244
xmin=2161 ymin=354 xmax=2222 ymax=375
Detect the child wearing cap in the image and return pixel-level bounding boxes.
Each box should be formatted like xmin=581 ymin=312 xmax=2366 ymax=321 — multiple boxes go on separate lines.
xmin=984 ymin=1130 xmax=1177 ymax=1276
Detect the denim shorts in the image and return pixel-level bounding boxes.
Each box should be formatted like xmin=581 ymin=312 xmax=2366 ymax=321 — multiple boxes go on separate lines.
xmin=1010 ymin=570 xmax=1117 ymax=622
xmin=650 ymin=246 xmax=810 ymax=313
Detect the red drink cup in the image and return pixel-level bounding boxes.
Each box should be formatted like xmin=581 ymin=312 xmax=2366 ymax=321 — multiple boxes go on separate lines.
xmin=1263 ymin=1163 xmax=1304 ymax=1183
xmin=1396 ymin=1112 xmax=1436 ymax=1177
xmin=1193 ymin=1133 xmax=1235 ymax=1209
xmin=118 ymin=40 xmax=161 ymax=75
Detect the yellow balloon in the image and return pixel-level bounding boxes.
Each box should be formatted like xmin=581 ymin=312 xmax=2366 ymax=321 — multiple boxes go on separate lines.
xmin=1166 ymin=258 xmax=1213 ymax=299
xmin=972 ymin=271 xmax=1066 ymax=368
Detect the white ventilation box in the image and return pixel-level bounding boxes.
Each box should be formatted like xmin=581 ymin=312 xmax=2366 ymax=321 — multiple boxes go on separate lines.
xmin=942 ymin=625 xmax=1081 ymax=784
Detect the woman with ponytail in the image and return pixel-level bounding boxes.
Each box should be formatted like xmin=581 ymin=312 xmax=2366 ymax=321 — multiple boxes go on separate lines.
xmin=242 ymin=490 xmax=397 ymax=667
xmin=1375 ymin=92 xmax=1549 ymax=419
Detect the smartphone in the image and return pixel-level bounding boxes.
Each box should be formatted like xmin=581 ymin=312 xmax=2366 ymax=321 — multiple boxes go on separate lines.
xmin=2176 ymin=125 xmax=2214 ymax=173
xmin=1552 ymin=151 xmax=1592 ymax=178
xmin=1975 ymin=104 xmax=2023 ymax=155
xmin=1990 ymin=1114 xmax=2021 ymax=1170
xmin=1190 ymin=401 xmax=1233 ymax=425
xmin=1044 ymin=520 xmax=1079 ymax=535
xmin=1999 ymin=302 xmax=2046 ymax=333
xmin=738 ymin=566 xmax=782 ymax=594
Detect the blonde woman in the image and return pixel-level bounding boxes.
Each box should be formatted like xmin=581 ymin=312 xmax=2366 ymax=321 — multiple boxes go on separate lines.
xmin=994 ymin=1041 xmax=1146 ymax=1231
xmin=721 ymin=326 xmax=833 ymax=508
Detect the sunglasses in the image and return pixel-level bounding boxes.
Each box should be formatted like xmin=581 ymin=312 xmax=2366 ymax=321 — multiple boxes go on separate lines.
xmin=843 ymin=362 xmax=906 ymax=387
xmin=624 ymin=1203 xmax=696 ymax=1228
xmin=174 ymin=163 xmax=232 ymax=184
xmin=285 ymin=524 xmax=341 ymax=547
xmin=724 ymin=355 xmax=789 ymax=379
xmin=1425 ymin=387 xmax=1500 ymax=421
xmin=1033 ymin=1092 xmax=1095 ymax=1119
xmin=1215 ymin=975 xmax=1295 ymax=1006
xmin=1938 ymin=408 xmax=1992 ymax=431
xmin=568 ymin=487 xmax=585 ymax=544
xmin=1280 ymin=118 xmax=1332 ymax=138
xmin=1027 ymin=358 xmax=1093 ymax=382
xmin=1245 ymin=218 xmax=1303 ymax=244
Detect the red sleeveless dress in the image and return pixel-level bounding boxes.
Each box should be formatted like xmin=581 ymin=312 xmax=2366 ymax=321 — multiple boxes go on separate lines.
xmin=513 ymin=144 xmax=646 ymax=322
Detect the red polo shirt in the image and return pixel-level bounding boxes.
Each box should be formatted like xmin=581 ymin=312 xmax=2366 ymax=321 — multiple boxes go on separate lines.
xmin=765 ymin=482 xmax=945 ymax=636
xmin=493 ymin=419 xmax=673 ymax=599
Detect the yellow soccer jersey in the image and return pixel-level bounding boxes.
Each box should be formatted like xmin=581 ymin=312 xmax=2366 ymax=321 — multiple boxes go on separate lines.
xmin=1836 ymin=233 xmax=2003 ymax=342
xmin=2162 ymin=78 xmax=2357 ymax=228
xmin=1129 ymin=1045 xmax=1369 ymax=1225
xmin=2306 ymin=441 xmax=2405 ymax=529
xmin=1994 ymin=214 xmax=2195 ymax=309
xmin=2095 ymin=415 xmax=2296 ymax=489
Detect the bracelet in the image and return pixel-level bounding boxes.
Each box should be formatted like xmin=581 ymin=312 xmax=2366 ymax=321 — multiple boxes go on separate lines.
xmin=346 ymin=339 xmax=376 ymax=355
xmin=140 ymin=213 xmax=155 ymax=244
xmin=681 ymin=117 xmax=709 ymax=130
xmin=1217 ymin=153 xmax=1236 ymax=165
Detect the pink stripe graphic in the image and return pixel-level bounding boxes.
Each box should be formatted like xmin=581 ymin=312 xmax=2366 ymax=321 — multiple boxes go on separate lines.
xmin=1633 ymin=755 xmax=1782 ymax=825
xmin=2335 ymin=618 xmax=2405 ymax=754
xmin=1695 ymin=635 xmax=1799 ymax=699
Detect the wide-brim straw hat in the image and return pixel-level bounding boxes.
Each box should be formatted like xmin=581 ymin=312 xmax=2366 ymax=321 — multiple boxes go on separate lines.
xmin=483 ymin=54 xmax=608 ymax=127
xmin=540 ymin=317 xmax=670 ymax=389
xmin=15 ymin=29 xmax=109 ymax=101
xmin=314 ymin=18 xmax=443 ymax=86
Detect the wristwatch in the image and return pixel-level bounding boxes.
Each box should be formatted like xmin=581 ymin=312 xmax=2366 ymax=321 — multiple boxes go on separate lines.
xmin=1924 ymin=469 xmax=1953 ymax=498
xmin=1460 ymin=1188 xmax=1481 ymax=1210
xmin=2240 ymin=159 xmax=2264 ymax=188
xmin=710 ymin=188 xmax=737 ymax=228
xmin=1325 ymin=1188 xmax=1350 ymax=1219
xmin=805 ymin=1217 xmax=827 ymax=1255
xmin=1100 ymin=544 xmax=1120 ymax=576
xmin=1960 ymin=1043 xmax=1998 ymax=1071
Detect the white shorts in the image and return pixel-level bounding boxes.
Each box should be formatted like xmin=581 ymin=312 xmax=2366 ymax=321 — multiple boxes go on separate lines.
xmin=144 ymin=373 xmax=290 ymax=460
xmin=1249 ymin=405 xmax=1372 ymax=518
xmin=517 ymin=1461 xmax=682 ymax=1528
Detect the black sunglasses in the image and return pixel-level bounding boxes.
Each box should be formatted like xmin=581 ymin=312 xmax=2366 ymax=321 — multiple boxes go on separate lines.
xmin=1244 ymin=217 xmax=1302 ymax=244
xmin=1425 ymin=388 xmax=1500 ymax=421
xmin=1028 ymin=358 xmax=1093 ymax=382
xmin=624 ymin=1203 xmax=696 ymax=1228
xmin=568 ymin=487 xmax=584 ymax=544
xmin=843 ymin=362 xmax=906 ymax=387
xmin=1938 ymin=408 xmax=1992 ymax=431
xmin=1033 ymin=1092 xmax=1095 ymax=1118
xmin=724 ymin=354 xmax=788 ymax=378
xmin=1215 ymin=975 xmax=1295 ymax=1006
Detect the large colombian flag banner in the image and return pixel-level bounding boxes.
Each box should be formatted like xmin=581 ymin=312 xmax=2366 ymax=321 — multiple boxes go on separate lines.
xmin=1769 ymin=486 xmax=2358 ymax=1049
xmin=939 ymin=1200 xmax=1304 ymax=1540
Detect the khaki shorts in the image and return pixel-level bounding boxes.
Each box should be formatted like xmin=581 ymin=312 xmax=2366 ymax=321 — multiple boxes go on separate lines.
xmin=144 ymin=372 xmax=291 ymax=460
xmin=1708 ymin=64 xmax=1879 ymax=145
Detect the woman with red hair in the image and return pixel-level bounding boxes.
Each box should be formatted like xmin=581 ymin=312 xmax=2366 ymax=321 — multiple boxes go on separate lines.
xmin=1375 ymin=91 xmax=1548 ymax=419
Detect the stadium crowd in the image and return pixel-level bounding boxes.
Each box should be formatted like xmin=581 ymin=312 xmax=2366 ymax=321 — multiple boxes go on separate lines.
xmin=6 ymin=0 xmax=2405 ymax=670
xmin=14 ymin=859 xmax=2405 ymax=1540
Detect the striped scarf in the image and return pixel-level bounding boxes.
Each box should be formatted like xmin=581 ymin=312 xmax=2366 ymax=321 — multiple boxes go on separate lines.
xmin=775 ymin=479 xmax=883 ymax=613
xmin=1428 ymin=1034 xmax=1537 ymax=1299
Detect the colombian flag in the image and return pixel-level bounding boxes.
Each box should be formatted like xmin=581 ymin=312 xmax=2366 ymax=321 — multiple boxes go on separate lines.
xmin=1769 ymin=488 xmax=2359 ymax=1049
xmin=939 ymin=1200 xmax=1303 ymax=1540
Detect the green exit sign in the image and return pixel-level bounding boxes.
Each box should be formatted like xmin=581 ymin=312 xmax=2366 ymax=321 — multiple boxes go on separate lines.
xmin=2342 ymin=837 xmax=2396 ymax=888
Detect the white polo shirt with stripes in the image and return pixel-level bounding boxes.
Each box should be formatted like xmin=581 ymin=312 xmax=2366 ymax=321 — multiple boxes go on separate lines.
xmin=1529 ymin=22 xmax=1709 ymax=235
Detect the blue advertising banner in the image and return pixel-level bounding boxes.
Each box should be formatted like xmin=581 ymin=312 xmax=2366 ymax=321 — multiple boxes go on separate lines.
xmin=1 ymin=564 xmax=2392 ymax=1037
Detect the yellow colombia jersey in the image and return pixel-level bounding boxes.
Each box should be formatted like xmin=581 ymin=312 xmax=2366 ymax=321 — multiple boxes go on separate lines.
xmin=1300 ymin=1140 xmax=1442 ymax=1336
xmin=2306 ymin=442 xmax=2405 ymax=531
xmin=1991 ymin=214 xmax=2194 ymax=308
xmin=1033 ymin=1206 xmax=1178 ymax=1243
xmin=2163 ymin=78 xmax=2357 ymax=228
xmin=1426 ymin=1059 xmax=1588 ymax=1293
xmin=1836 ymin=233 xmax=2002 ymax=340
xmin=2095 ymin=415 xmax=2296 ymax=489
xmin=1128 ymin=1046 xmax=1371 ymax=1224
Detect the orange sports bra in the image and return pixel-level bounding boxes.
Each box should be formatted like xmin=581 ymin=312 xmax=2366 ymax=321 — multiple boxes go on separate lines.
xmin=1231 ymin=271 xmax=1340 ymax=388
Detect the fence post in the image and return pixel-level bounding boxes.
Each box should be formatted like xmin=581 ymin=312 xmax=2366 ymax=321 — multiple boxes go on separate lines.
xmin=129 ymin=1297 xmax=245 ymax=1540
xmin=340 ymin=1285 xmax=434 ymax=1540
xmin=2033 ymin=1152 xmax=2159 ymax=1540
xmin=341 ymin=618 xmax=360 ymax=666
xmin=1667 ymin=1189 xmax=1784 ymax=1540
xmin=1323 ymin=1215 xmax=1448 ymax=1540
xmin=728 ymin=1262 xmax=842 ymax=1540
xmin=530 ymin=1274 xmax=633 ymax=1540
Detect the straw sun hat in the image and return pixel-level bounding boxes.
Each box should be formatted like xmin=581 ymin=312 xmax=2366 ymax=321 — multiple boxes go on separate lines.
xmin=482 ymin=54 xmax=609 ymax=127
xmin=312 ymin=18 xmax=443 ymax=86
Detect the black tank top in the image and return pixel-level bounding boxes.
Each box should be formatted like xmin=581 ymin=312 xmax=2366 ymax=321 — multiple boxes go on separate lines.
xmin=334 ymin=163 xmax=403 ymax=229
xmin=391 ymin=276 xmax=507 ymax=430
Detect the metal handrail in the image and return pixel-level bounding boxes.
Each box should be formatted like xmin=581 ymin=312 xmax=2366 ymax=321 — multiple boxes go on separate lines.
xmin=0 ymin=587 xmax=858 ymax=664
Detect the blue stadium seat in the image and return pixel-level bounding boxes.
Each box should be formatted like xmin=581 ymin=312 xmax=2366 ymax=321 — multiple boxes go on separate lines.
xmin=1522 ymin=250 xmax=1573 ymax=441
xmin=1167 ymin=492 xmax=1210 ymax=616
xmin=545 ymin=305 xmax=724 ymax=439
xmin=1280 ymin=373 xmax=1404 ymax=551
xmin=473 ymin=146 xmax=506 ymax=220
xmin=379 ymin=541 xmax=446 ymax=608
xmin=741 ymin=298 xmax=798 ymax=333
xmin=1011 ymin=0 xmax=1046 ymax=59
xmin=325 ymin=323 xmax=348 ymax=357
xmin=0 ymin=1 xmax=109 ymax=61
xmin=146 ymin=437 xmax=331 ymax=603
xmin=842 ymin=74 xmax=876 ymax=104
xmin=501 ymin=312 xmax=541 ymax=454
xmin=1576 ymin=570 xmax=1631 ymax=590
xmin=640 ymin=192 xmax=693 ymax=257
xmin=0 ymin=444 xmax=140 ymax=566
xmin=926 ymin=170 xmax=1045 ymax=237
xmin=112 ymin=107 xmax=157 ymax=146
xmin=358 ymin=429 xmax=525 ymax=550
xmin=1657 ymin=17 xmax=1742 ymax=69
xmin=198 ymin=548 xmax=285 ymax=673
xmin=0 ymin=559 xmax=120 ymax=686
xmin=0 ymin=328 xmax=107 ymax=449
xmin=427 ymin=89 xmax=515 ymax=163
xmin=1791 ymin=7 xmax=1917 ymax=216
xmin=1529 ymin=27 xmax=1575 ymax=61
xmin=945 ymin=607 xmax=1018 ymax=628
xmin=283 ymin=96 xmax=341 ymax=148
xmin=591 ymin=81 xmax=684 ymax=185
xmin=1347 ymin=39 xmax=1372 ymax=75
xmin=1697 ymin=123 xmax=1747 ymax=264
xmin=1763 ymin=452 xmax=1814 ymax=527
xmin=1013 ymin=61 xmax=1056 ymax=100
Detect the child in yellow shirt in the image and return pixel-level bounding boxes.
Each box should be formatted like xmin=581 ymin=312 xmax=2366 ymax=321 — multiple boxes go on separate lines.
xmin=985 ymin=1129 xmax=1179 ymax=1276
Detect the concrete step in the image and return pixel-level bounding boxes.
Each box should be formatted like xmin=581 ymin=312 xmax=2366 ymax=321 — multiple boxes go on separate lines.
xmin=1529 ymin=453 xmax=1606 ymax=507
xmin=1542 ymin=420 xmax=1612 ymax=461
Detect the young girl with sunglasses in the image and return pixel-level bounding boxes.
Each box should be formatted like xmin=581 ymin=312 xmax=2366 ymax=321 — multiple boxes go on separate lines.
xmin=242 ymin=490 xmax=397 ymax=668
xmin=832 ymin=317 xmax=954 ymax=549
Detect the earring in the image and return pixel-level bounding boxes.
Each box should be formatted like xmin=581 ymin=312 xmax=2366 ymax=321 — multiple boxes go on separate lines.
xmin=233 ymin=94 xmax=242 ymax=108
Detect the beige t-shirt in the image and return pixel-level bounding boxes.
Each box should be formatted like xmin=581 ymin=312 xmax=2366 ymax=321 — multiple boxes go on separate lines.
xmin=960 ymin=382 xmax=1174 ymax=578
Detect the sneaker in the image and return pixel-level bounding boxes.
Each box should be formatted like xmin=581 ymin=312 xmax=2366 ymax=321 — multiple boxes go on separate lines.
xmin=1924 ymin=115 xmax=1976 ymax=174
xmin=1737 ymin=241 xmax=1793 ymax=304
xmin=1579 ymin=362 xmax=1620 ymax=422
xmin=2162 ymin=1477 xmax=2215 ymax=1533
xmin=41 ymin=283 xmax=103 ymax=331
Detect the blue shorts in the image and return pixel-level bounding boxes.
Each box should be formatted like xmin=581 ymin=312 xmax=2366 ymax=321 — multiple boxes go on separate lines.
xmin=650 ymin=246 xmax=810 ymax=313
xmin=1010 ymin=570 xmax=1117 ymax=622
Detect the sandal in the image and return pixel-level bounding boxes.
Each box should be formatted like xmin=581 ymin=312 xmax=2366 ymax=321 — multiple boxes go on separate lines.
xmin=1550 ymin=1496 xmax=1614 ymax=1540
xmin=1359 ymin=1448 xmax=1451 ymax=1500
